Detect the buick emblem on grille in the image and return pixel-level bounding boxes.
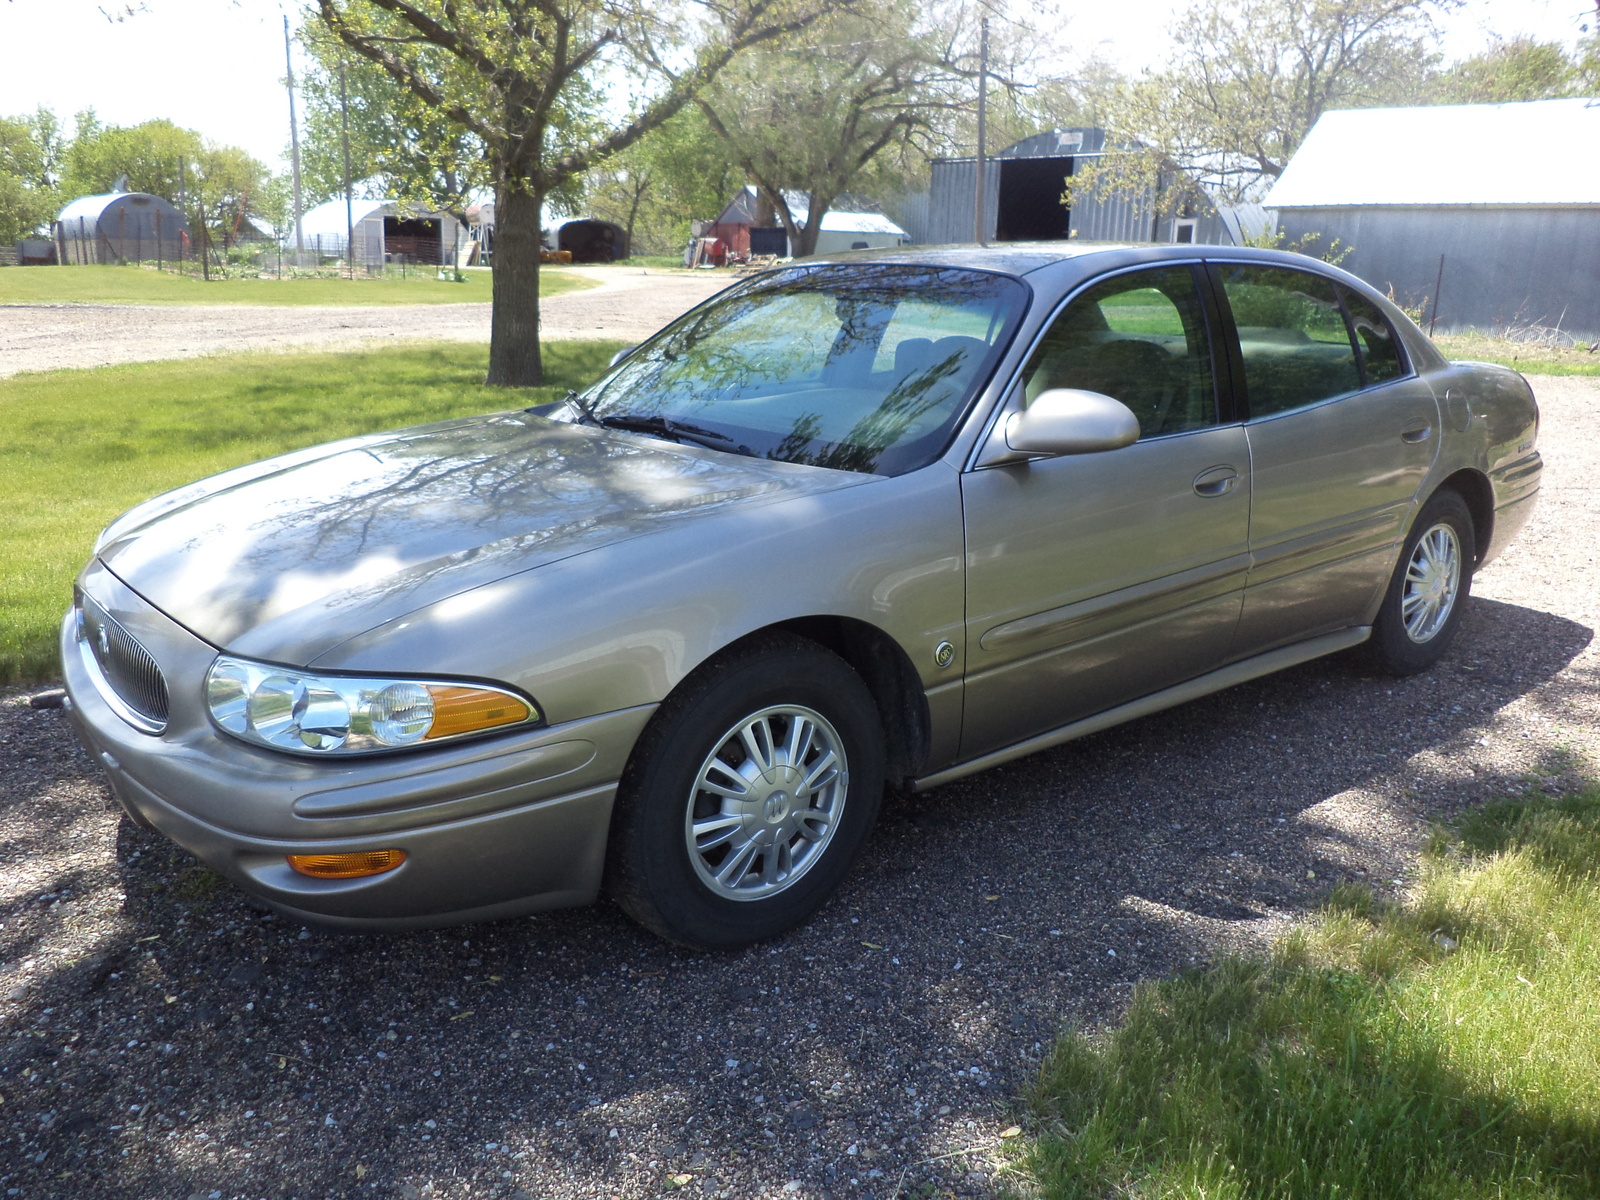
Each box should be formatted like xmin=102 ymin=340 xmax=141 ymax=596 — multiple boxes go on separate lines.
xmin=96 ymin=623 xmax=111 ymax=657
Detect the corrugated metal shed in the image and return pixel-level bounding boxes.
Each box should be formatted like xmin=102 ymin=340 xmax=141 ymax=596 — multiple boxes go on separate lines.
xmin=55 ymin=191 xmax=189 ymax=265
xmin=1267 ymin=99 xmax=1600 ymax=208
xmin=909 ymin=129 xmax=1243 ymax=247
xmin=298 ymin=199 xmax=460 ymax=267
xmin=1267 ymin=99 xmax=1600 ymax=338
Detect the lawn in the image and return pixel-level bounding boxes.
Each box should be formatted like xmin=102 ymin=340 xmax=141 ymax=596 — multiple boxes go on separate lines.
xmin=0 ymin=264 xmax=595 ymax=306
xmin=1434 ymin=332 xmax=1600 ymax=377
xmin=1017 ymin=789 xmax=1600 ymax=1199
xmin=0 ymin=341 xmax=622 ymax=685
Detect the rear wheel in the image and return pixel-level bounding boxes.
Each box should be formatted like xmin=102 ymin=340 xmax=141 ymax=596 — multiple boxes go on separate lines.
xmin=607 ymin=635 xmax=885 ymax=950
xmin=1365 ymin=489 xmax=1474 ymax=676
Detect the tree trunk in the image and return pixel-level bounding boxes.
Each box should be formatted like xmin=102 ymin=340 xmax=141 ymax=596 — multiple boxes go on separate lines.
xmin=486 ymin=182 xmax=545 ymax=388
xmin=789 ymin=190 xmax=831 ymax=257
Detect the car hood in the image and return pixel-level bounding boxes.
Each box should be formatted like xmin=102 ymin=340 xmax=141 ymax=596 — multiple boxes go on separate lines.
xmin=98 ymin=412 xmax=870 ymax=662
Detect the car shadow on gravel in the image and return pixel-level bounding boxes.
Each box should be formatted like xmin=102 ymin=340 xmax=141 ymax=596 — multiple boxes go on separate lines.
xmin=0 ymin=596 xmax=1592 ymax=1200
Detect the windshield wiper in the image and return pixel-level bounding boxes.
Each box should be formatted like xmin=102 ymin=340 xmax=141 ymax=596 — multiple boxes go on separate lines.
xmin=597 ymin=412 xmax=754 ymax=457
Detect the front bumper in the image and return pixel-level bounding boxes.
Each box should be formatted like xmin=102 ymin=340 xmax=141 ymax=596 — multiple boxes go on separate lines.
xmin=61 ymin=562 xmax=655 ymax=930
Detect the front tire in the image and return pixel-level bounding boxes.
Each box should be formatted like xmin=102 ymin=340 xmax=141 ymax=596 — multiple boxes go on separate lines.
xmin=607 ymin=635 xmax=885 ymax=950
xmin=1365 ymin=489 xmax=1474 ymax=676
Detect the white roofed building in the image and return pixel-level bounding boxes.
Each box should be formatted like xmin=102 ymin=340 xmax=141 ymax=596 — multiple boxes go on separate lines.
xmin=708 ymin=187 xmax=910 ymax=258
xmin=1266 ymin=99 xmax=1600 ymax=338
xmin=297 ymin=199 xmax=461 ymax=269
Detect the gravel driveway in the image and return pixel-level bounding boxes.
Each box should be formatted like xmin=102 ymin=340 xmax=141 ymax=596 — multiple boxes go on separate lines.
xmin=2 ymin=376 xmax=1596 ymax=1200
xmin=0 ymin=266 xmax=729 ymax=378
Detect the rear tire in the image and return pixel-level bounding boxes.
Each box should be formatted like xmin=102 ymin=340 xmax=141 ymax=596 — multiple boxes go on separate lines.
xmin=1364 ymin=489 xmax=1474 ymax=676
xmin=607 ymin=634 xmax=885 ymax=950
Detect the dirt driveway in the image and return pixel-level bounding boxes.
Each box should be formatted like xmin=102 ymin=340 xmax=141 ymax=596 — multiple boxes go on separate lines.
xmin=1 ymin=376 xmax=1597 ymax=1200
xmin=0 ymin=266 xmax=730 ymax=378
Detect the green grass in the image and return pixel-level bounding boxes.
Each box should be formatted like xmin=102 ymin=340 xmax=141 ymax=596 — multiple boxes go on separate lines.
xmin=0 ymin=341 xmax=622 ymax=684
xmin=1434 ymin=332 xmax=1600 ymax=377
xmin=0 ymin=263 xmax=595 ymax=306
xmin=1017 ymin=789 xmax=1600 ymax=1199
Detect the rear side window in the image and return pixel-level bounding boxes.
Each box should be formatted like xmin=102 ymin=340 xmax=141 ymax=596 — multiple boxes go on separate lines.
xmin=1217 ymin=265 xmax=1360 ymax=418
xmin=1339 ymin=286 xmax=1406 ymax=385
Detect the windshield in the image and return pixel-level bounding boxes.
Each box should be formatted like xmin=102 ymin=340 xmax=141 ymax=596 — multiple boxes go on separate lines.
xmin=572 ymin=263 xmax=1029 ymax=476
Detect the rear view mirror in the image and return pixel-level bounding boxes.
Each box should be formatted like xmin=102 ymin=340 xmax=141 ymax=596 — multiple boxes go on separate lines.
xmin=1004 ymin=389 xmax=1140 ymax=456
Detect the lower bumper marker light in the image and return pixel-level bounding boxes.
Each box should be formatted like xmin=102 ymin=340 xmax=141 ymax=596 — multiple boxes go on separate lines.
xmin=287 ymin=849 xmax=406 ymax=879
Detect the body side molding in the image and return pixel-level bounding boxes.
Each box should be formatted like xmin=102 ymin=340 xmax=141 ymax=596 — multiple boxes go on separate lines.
xmin=913 ymin=625 xmax=1371 ymax=792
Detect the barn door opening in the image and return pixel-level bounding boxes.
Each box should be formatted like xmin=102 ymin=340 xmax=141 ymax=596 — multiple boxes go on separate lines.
xmin=996 ymin=156 xmax=1072 ymax=242
xmin=385 ymin=215 xmax=442 ymax=264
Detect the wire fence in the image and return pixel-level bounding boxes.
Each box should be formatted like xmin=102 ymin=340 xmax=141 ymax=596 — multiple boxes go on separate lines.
xmin=25 ymin=218 xmax=461 ymax=280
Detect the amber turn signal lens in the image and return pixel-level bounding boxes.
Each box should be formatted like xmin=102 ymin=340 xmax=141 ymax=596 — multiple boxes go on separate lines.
xmin=286 ymin=849 xmax=407 ymax=879
xmin=424 ymin=685 xmax=532 ymax=739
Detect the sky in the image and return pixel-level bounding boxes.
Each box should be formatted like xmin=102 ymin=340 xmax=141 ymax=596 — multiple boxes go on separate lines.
xmin=0 ymin=0 xmax=1593 ymax=174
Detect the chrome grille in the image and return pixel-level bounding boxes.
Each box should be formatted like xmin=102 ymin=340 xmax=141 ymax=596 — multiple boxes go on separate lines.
xmin=78 ymin=593 xmax=169 ymax=732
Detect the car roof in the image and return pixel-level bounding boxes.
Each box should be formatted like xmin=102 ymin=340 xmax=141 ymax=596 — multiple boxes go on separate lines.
xmin=798 ymin=242 xmax=1137 ymax=276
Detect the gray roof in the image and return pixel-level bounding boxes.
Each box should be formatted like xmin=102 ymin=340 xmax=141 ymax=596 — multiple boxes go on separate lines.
xmin=1267 ymin=98 xmax=1600 ymax=208
xmin=57 ymin=191 xmax=183 ymax=226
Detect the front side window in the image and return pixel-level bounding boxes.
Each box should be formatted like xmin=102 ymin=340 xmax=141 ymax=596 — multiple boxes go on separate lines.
xmin=1339 ymin=286 xmax=1406 ymax=386
xmin=576 ymin=264 xmax=1029 ymax=476
xmin=1217 ymin=265 xmax=1361 ymax=418
xmin=1019 ymin=265 xmax=1217 ymax=438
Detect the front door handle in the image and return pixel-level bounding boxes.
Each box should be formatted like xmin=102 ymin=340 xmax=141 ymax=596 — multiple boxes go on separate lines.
xmin=1193 ymin=465 xmax=1240 ymax=497
xmin=1401 ymin=424 xmax=1433 ymax=443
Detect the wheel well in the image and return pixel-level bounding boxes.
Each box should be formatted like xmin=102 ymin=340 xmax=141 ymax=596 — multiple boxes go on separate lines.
xmin=727 ymin=616 xmax=932 ymax=786
xmin=1437 ymin=469 xmax=1494 ymax=566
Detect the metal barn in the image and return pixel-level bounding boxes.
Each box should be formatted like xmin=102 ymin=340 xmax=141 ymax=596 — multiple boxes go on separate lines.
xmin=1267 ymin=99 xmax=1600 ymax=339
xmin=298 ymin=199 xmax=462 ymax=268
xmin=55 ymin=191 xmax=189 ymax=265
xmin=904 ymin=130 xmax=1260 ymax=247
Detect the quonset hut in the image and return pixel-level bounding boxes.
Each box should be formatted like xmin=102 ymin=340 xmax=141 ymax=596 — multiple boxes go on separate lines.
xmin=55 ymin=191 xmax=189 ymax=265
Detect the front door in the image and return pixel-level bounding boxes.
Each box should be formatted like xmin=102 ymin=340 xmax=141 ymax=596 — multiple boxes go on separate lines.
xmin=960 ymin=264 xmax=1251 ymax=759
xmin=1212 ymin=263 xmax=1442 ymax=654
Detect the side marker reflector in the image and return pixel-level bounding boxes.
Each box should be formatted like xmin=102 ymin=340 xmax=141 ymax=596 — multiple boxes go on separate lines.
xmin=287 ymin=849 xmax=406 ymax=879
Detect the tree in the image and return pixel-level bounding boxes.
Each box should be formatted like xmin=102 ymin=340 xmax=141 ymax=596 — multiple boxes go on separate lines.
xmin=1076 ymin=0 xmax=1451 ymax=208
xmin=297 ymin=29 xmax=494 ymax=224
xmin=581 ymin=106 xmax=745 ymax=255
xmin=315 ymin=0 xmax=848 ymax=388
xmin=0 ymin=108 xmax=65 ymax=242
xmin=61 ymin=112 xmax=274 ymax=250
xmin=1426 ymin=36 xmax=1586 ymax=103
xmin=692 ymin=0 xmax=969 ymax=257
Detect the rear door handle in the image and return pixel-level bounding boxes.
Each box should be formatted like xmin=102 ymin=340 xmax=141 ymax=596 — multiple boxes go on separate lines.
xmin=1193 ymin=465 xmax=1240 ymax=497
xmin=1401 ymin=425 xmax=1433 ymax=443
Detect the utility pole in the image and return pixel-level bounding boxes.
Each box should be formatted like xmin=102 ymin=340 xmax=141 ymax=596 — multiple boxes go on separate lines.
xmin=974 ymin=15 xmax=988 ymax=246
xmin=284 ymin=14 xmax=305 ymax=268
xmin=340 ymin=58 xmax=355 ymax=278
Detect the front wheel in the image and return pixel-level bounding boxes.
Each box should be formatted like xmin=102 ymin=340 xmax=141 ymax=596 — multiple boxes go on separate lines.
xmin=1364 ymin=489 xmax=1475 ymax=676
xmin=607 ymin=635 xmax=885 ymax=950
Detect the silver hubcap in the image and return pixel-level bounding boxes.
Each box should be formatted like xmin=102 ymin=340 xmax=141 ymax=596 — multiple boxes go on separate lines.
xmin=684 ymin=705 xmax=849 ymax=902
xmin=1402 ymin=522 xmax=1461 ymax=643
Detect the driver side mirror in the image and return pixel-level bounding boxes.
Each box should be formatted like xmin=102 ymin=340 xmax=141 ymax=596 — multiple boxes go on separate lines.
xmin=608 ymin=344 xmax=638 ymax=369
xmin=1003 ymin=388 xmax=1141 ymax=456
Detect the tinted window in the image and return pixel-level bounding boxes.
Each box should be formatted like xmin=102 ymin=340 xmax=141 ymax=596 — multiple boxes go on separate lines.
xmin=1339 ymin=286 xmax=1405 ymax=385
xmin=579 ymin=264 xmax=1028 ymax=476
xmin=1218 ymin=265 xmax=1360 ymax=418
xmin=1020 ymin=266 xmax=1217 ymax=438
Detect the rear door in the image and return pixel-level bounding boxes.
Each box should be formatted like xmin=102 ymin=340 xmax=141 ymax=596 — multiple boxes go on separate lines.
xmin=1210 ymin=263 xmax=1441 ymax=654
xmin=959 ymin=264 xmax=1251 ymax=759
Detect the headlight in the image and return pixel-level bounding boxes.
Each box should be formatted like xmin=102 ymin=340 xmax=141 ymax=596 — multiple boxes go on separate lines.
xmin=204 ymin=655 xmax=537 ymax=756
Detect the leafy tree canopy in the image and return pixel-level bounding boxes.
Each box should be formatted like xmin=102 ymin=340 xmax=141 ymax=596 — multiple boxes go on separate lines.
xmin=316 ymin=0 xmax=853 ymax=386
xmin=1076 ymin=0 xmax=1452 ymax=207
